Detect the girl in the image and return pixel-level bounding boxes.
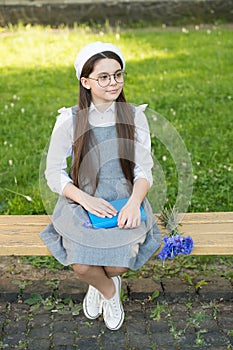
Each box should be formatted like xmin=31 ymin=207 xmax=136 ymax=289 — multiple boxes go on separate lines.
xmin=40 ymin=41 xmax=161 ymax=331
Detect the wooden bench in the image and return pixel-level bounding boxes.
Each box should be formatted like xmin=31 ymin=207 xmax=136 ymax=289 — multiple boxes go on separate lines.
xmin=0 ymin=212 xmax=233 ymax=256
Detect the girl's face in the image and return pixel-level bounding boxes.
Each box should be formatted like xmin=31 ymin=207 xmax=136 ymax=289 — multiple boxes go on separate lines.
xmin=81 ymin=58 xmax=124 ymax=108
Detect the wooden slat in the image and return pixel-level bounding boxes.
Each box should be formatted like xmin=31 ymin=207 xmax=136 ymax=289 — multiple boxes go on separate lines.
xmin=0 ymin=213 xmax=233 ymax=256
xmin=0 ymin=215 xmax=50 ymax=225
xmin=177 ymin=223 xmax=233 ymax=234
xmin=176 ymin=211 xmax=233 ymax=224
xmin=0 ymin=215 xmax=51 ymax=256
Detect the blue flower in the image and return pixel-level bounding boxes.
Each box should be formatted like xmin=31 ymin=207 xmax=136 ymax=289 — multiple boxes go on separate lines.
xmin=158 ymin=206 xmax=194 ymax=262
xmin=158 ymin=234 xmax=194 ymax=261
xmin=84 ymin=220 xmax=92 ymax=228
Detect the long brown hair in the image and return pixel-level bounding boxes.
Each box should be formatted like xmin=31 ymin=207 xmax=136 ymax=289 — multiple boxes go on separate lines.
xmin=72 ymin=51 xmax=135 ymax=193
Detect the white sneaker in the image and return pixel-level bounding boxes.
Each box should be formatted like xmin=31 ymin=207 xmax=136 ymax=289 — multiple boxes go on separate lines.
xmin=102 ymin=276 xmax=125 ymax=331
xmin=83 ymin=285 xmax=103 ymax=320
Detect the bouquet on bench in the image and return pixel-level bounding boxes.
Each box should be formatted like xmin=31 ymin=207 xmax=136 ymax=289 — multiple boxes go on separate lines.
xmin=158 ymin=206 xmax=194 ymax=263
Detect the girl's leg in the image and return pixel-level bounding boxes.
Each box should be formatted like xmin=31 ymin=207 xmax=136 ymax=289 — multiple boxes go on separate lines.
xmin=73 ymin=264 xmax=128 ymax=330
xmin=72 ymin=264 xmax=115 ymax=299
xmin=72 ymin=264 xmax=128 ymax=298
xmin=104 ymin=266 xmax=129 ymax=278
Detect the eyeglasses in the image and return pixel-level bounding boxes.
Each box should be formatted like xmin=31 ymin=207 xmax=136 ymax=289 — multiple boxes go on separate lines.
xmin=88 ymin=70 xmax=127 ymax=88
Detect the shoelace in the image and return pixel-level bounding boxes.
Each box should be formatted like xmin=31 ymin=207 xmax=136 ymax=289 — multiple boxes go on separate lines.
xmin=88 ymin=286 xmax=101 ymax=305
xmin=102 ymin=296 xmax=120 ymax=319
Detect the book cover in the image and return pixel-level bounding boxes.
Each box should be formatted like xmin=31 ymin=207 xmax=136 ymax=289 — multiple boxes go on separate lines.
xmin=87 ymin=198 xmax=147 ymax=229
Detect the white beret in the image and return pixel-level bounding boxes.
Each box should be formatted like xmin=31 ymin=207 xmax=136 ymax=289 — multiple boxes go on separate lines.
xmin=74 ymin=41 xmax=125 ymax=80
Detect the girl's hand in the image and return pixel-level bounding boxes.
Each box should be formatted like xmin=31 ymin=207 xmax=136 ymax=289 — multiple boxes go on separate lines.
xmin=79 ymin=191 xmax=118 ymax=218
xmin=117 ymin=178 xmax=149 ymax=229
xmin=118 ymin=201 xmax=141 ymax=229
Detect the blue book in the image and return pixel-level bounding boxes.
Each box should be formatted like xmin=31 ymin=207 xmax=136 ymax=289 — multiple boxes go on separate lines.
xmin=87 ymin=197 xmax=147 ymax=229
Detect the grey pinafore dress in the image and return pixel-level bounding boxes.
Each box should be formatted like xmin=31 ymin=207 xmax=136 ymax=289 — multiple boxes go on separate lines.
xmin=40 ymin=114 xmax=161 ymax=270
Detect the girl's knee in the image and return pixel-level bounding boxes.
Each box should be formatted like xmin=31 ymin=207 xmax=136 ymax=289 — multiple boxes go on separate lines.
xmin=72 ymin=264 xmax=91 ymax=276
xmin=104 ymin=266 xmax=129 ymax=277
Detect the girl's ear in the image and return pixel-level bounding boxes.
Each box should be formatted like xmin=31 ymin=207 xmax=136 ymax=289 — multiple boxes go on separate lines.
xmin=80 ymin=77 xmax=91 ymax=90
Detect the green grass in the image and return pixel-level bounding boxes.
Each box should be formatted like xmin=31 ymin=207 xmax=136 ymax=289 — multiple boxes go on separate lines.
xmin=0 ymin=24 xmax=232 ymax=214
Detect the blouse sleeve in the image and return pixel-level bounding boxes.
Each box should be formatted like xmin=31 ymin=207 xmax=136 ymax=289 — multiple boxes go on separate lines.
xmin=134 ymin=104 xmax=154 ymax=187
xmin=45 ymin=107 xmax=74 ymax=195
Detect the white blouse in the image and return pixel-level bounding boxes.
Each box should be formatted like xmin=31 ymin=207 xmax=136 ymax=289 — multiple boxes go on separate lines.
xmin=45 ymin=102 xmax=154 ymax=195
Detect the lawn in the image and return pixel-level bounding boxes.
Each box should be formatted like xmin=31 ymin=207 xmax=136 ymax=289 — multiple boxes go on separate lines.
xmin=0 ymin=24 xmax=232 ymax=215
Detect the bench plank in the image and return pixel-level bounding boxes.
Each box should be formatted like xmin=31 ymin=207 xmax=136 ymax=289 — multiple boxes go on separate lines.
xmin=0 ymin=212 xmax=233 ymax=256
xmin=0 ymin=215 xmax=51 ymax=256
